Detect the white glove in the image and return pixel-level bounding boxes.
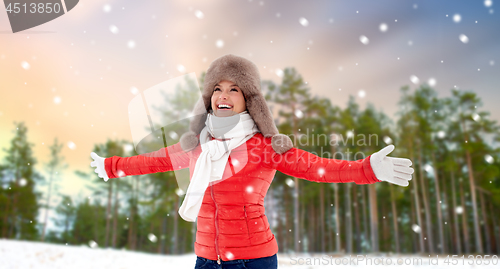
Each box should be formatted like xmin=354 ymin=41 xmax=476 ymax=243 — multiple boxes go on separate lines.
xmin=90 ymin=152 xmax=109 ymax=182
xmin=370 ymin=145 xmax=414 ymax=187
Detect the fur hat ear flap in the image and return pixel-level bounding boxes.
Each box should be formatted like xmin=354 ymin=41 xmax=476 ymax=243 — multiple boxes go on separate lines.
xmin=180 ymin=131 xmax=199 ymax=152
xmin=271 ymin=134 xmax=293 ymax=154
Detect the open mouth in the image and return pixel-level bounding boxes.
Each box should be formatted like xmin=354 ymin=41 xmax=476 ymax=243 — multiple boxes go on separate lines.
xmin=217 ymin=104 xmax=233 ymax=110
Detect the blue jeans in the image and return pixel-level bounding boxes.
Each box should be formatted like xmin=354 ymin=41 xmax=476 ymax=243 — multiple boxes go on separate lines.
xmin=194 ymin=254 xmax=277 ymax=269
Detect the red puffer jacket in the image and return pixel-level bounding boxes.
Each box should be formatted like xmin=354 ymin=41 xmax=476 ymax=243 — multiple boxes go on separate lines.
xmin=105 ymin=133 xmax=380 ymax=261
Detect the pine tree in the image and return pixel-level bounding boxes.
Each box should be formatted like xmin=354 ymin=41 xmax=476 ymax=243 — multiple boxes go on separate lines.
xmin=41 ymin=138 xmax=66 ymax=241
xmin=1 ymin=122 xmax=40 ymax=240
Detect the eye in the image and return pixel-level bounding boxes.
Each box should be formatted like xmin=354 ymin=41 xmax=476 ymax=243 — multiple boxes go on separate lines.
xmin=231 ymin=88 xmax=238 ymax=92
xmin=213 ymin=87 xmax=221 ymax=92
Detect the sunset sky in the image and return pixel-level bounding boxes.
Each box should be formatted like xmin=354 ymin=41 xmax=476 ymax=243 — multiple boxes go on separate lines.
xmin=1 ymin=0 xmax=499 ymax=229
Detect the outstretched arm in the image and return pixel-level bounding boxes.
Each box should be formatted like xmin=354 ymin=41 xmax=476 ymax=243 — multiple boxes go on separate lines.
xmin=263 ymin=143 xmax=413 ymax=186
xmin=263 ymin=146 xmax=380 ymax=185
xmin=90 ymin=142 xmax=191 ymax=181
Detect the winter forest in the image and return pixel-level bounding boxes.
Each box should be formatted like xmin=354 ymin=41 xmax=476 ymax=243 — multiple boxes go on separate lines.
xmin=2 ymin=67 xmax=500 ymax=256
xmin=1 ymin=0 xmax=500 ymax=267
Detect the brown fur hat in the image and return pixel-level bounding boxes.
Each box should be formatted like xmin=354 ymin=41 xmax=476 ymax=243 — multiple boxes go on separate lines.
xmin=180 ymin=54 xmax=293 ymax=154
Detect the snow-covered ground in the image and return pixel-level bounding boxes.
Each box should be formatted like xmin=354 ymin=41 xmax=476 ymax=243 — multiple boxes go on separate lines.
xmin=1 ymin=239 xmax=498 ymax=269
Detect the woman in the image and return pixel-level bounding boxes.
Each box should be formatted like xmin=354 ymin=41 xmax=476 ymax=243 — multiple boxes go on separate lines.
xmin=91 ymin=54 xmax=414 ymax=269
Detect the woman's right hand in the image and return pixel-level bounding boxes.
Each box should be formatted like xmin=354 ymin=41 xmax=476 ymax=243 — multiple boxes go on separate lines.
xmin=90 ymin=152 xmax=109 ymax=182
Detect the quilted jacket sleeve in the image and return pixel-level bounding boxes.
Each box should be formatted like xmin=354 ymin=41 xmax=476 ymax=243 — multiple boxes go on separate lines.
xmin=262 ymin=145 xmax=380 ymax=185
xmin=104 ymin=141 xmax=191 ymax=179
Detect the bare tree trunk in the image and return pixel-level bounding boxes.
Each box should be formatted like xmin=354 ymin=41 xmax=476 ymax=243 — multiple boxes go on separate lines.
xmin=410 ymin=143 xmax=425 ymax=253
xmin=450 ymin=170 xmax=462 ymax=253
xmin=431 ymin=152 xmax=445 ymax=253
xmin=361 ymin=185 xmax=369 ymax=251
xmin=320 ymin=185 xmax=325 ymax=252
xmin=128 ymin=177 xmax=136 ymax=250
xmin=327 ymin=185 xmax=333 ymax=252
xmin=459 ymin=179 xmax=470 ymax=253
xmin=105 ymin=180 xmax=113 ymax=247
xmin=488 ymin=202 xmax=500 ymax=254
xmin=461 ymin=120 xmax=483 ymax=253
xmin=390 ymin=184 xmax=400 ymax=253
xmin=353 ymin=186 xmax=362 ymax=253
xmin=112 ymin=180 xmax=120 ymax=248
xmin=368 ymin=184 xmax=379 ymax=252
xmin=2 ymin=191 xmax=10 ymax=237
xmin=173 ymin=195 xmax=179 ymax=254
xmin=334 ymin=183 xmax=341 ymax=252
xmin=41 ymin=168 xmax=54 ymax=241
xmin=160 ymin=215 xmax=167 ymax=254
xmin=478 ymin=190 xmax=491 ymax=253
xmin=345 ymin=184 xmax=352 ymax=253
xmin=409 ymin=187 xmax=418 ymax=253
xmin=418 ymin=146 xmax=434 ymax=253
xmin=441 ymin=170 xmax=452 ymax=253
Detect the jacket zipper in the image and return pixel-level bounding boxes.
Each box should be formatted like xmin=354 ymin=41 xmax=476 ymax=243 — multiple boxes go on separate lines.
xmin=244 ymin=206 xmax=251 ymax=238
xmin=210 ymin=182 xmax=221 ymax=264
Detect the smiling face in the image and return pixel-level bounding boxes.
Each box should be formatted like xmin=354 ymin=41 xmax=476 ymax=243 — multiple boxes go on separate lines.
xmin=210 ymin=80 xmax=247 ymax=117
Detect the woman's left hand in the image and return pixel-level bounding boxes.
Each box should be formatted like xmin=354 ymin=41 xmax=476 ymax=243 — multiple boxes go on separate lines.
xmin=370 ymin=145 xmax=414 ymax=187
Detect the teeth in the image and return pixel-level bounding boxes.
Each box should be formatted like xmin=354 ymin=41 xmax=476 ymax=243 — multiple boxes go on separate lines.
xmin=218 ymin=104 xmax=232 ymax=109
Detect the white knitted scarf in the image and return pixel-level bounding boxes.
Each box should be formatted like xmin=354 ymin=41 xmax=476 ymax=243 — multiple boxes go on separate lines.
xmin=178 ymin=111 xmax=259 ymax=222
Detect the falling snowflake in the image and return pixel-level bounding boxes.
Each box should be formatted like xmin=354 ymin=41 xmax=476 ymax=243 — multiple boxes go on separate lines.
xmin=130 ymin=87 xmax=139 ymax=95
xmin=424 ymin=164 xmax=433 ymax=172
xmin=19 ymin=178 xmax=27 ymax=187
xmin=246 ymin=186 xmax=253 ymax=193
xmin=231 ymin=159 xmax=240 ymax=167
xmin=54 ymin=96 xmax=61 ymax=104
xmin=485 ymin=154 xmax=494 ymax=164
xmin=215 ymin=39 xmax=224 ymax=48
xmin=21 ymin=61 xmax=30 ymax=70
xmin=428 ymin=78 xmax=437 ymax=86
xmin=472 ymin=113 xmax=480 ymax=121
xmin=299 ymin=17 xmax=309 ymax=27
xmin=318 ymin=168 xmax=325 ymax=176
xmin=226 ymin=252 xmax=234 ymax=260
xmin=88 ymin=240 xmax=98 ymax=248
xmin=459 ymin=34 xmax=469 ymax=43
xmin=67 ymin=141 xmax=76 ymax=150
xmin=194 ymin=10 xmax=204 ymax=19
xmin=117 ymin=170 xmax=126 ymax=177
xmin=383 ymin=136 xmax=393 ymax=144
xmin=285 ymin=178 xmax=294 ymax=187
xmin=103 ymin=4 xmax=111 ymax=13
xmin=177 ymin=64 xmax=186 ymax=73
xmin=109 ymin=25 xmax=119 ymax=34
xmin=275 ymin=69 xmax=284 ymax=77
xmin=437 ymin=130 xmax=445 ymax=138
xmin=453 ymin=14 xmax=462 ymax=23
xmin=455 ymin=206 xmax=463 ymax=214
xmin=147 ymin=233 xmax=157 ymax=243
xmin=490 ymin=60 xmax=495 ymax=66
xmin=175 ymin=188 xmax=185 ymax=196
xmin=410 ymin=75 xmax=420 ymax=84
xmin=295 ymin=109 xmax=303 ymax=118
xmin=358 ymin=90 xmax=366 ymax=98
xmin=127 ymin=40 xmax=136 ymax=49
xmin=485 ymin=0 xmax=493 ymax=7
xmin=379 ymin=23 xmax=388 ymax=32
xmin=412 ymin=224 xmax=421 ymax=233
xmin=359 ymin=35 xmax=369 ymax=45
xmin=346 ymin=130 xmax=354 ymax=138
xmin=169 ymin=131 xmax=178 ymax=140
